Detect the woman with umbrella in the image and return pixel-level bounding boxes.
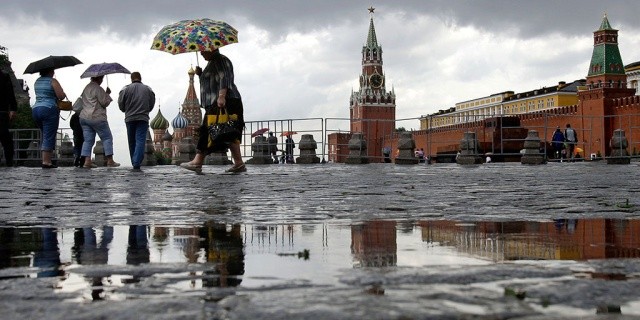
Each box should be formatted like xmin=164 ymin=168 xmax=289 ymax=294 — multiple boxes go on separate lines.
xmin=31 ymin=68 xmax=67 ymax=168
xmin=79 ymin=75 xmax=120 ymax=168
xmin=180 ymin=48 xmax=245 ymax=173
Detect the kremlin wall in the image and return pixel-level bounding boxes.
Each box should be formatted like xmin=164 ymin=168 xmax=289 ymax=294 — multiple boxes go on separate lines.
xmin=330 ymin=13 xmax=640 ymax=163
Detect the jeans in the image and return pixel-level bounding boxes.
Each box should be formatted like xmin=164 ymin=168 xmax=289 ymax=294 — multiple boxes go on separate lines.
xmin=126 ymin=120 xmax=149 ymax=168
xmin=80 ymin=118 xmax=114 ymax=157
xmin=31 ymin=106 xmax=59 ymax=151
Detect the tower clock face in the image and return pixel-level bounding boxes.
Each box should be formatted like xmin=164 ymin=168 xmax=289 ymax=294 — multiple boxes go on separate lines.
xmin=370 ymin=73 xmax=383 ymax=88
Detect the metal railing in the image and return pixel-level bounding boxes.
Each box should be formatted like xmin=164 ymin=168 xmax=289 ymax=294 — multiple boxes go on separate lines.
xmin=6 ymin=127 xmax=72 ymax=164
xmin=7 ymin=112 xmax=640 ymax=165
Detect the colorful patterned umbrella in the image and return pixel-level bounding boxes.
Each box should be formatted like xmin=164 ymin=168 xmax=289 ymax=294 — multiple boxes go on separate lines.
xmin=151 ymin=19 xmax=238 ymax=55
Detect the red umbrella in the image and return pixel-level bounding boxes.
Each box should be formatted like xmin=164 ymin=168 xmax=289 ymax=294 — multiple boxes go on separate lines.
xmin=251 ymin=128 xmax=270 ymax=138
xmin=280 ymin=131 xmax=298 ymax=137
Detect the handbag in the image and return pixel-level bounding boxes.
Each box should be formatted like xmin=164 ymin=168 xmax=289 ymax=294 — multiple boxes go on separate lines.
xmin=72 ymin=97 xmax=84 ymax=112
xmin=207 ymin=108 xmax=241 ymax=150
xmin=57 ymin=99 xmax=73 ymax=111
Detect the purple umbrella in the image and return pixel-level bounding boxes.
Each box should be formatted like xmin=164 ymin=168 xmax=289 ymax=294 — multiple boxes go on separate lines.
xmin=80 ymin=62 xmax=131 ymax=78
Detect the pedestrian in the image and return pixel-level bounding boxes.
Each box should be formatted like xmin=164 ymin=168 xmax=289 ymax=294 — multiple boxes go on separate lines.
xmin=180 ymin=49 xmax=247 ymax=173
xmin=267 ymin=132 xmax=278 ymax=163
xmin=0 ymin=68 xmax=17 ymax=167
xmin=79 ymin=75 xmax=120 ymax=168
xmin=180 ymin=48 xmax=246 ymax=173
xmin=382 ymin=147 xmax=391 ymax=163
xmin=118 ymin=72 xmax=156 ymax=171
xmin=416 ymin=148 xmax=425 ymax=163
xmin=69 ymin=111 xmax=84 ymax=167
xmin=551 ymin=126 xmax=565 ymax=159
xmin=30 ymin=68 xmax=66 ymax=168
xmin=564 ymin=123 xmax=578 ymax=159
xmin=285 ymin=135 xmax=295 ymax=163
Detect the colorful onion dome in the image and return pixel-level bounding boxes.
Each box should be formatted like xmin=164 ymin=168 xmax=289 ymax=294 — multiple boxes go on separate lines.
xmin=172 ymin=111 xmax=189 ymax=129
xmin=150 ymin=109 xmax=170 ymax=130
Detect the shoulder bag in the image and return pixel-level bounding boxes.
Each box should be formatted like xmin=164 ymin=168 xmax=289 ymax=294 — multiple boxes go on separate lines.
xmin=57 ymin=98 xmax=73 ymax=111
xmin=208 ymin=108 xmax=241 ymax=150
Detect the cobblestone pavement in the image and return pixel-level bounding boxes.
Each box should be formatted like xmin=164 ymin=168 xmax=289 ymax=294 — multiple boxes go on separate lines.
xmin=1 ymin=162 xmax=640 ymax=319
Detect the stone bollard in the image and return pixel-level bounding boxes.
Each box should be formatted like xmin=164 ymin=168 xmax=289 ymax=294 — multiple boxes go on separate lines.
xmin=93 ymin=140 xmax=106 ymax=167
xmin=247 ymin=136 xmax=272 ymax=164
xmin=456 ymin=132 xmax=482 ymax=165
xmin=142 ymin=133 xmax=157 ymax=166
xmin=345 ymin=133 xmax=369 ymax=164
xmin=394 ymin=132 xmax=419 ymax=165
xmin=176 ymin=137 xmax=197 ymax=165
xmin=25 ymin=141 xmax=41 ymax=167
xmin=607 ymin=129 xmax=630 ymax=164
xmin=296 ymin=134 xmax=320 ymax=164
xmin=57 ymin=141 xmax=75 ymax=167
xmin=521 ymin=130 xmax=546 ymax=165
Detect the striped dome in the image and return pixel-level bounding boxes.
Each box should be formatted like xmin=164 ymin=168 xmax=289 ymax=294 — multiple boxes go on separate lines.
xmin=150 ymin=109 xmax=170 ymax=130
xmin=172 ymin=111 xmax=189 ymax=129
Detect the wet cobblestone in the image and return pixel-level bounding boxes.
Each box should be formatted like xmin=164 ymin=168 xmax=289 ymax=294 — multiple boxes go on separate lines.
xmin=1 ymin=162 xmax=640 ymax=319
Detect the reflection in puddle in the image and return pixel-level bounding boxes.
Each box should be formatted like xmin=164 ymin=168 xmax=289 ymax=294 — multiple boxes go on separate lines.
xmin=1 ymin=218 xmax=639 ymax=301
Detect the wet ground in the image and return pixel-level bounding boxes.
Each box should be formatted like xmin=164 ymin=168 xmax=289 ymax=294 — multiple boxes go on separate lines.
xmin=1 ymin=162 xmax=640 ymax=319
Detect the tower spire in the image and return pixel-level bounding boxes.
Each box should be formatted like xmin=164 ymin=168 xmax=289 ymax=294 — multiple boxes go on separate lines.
xmin=366 ymin=7 xmax=378 ymax=47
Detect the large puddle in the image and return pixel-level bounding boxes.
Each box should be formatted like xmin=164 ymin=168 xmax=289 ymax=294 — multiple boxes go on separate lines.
xmin=1 ymin=218 xmax=639 ymax=301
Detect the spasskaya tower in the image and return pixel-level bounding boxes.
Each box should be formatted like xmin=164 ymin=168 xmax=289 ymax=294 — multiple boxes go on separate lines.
xmin=350 ymin=7 xmax=396 ymax=159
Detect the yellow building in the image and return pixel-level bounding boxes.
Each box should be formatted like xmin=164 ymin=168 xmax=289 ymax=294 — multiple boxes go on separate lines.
xmin=420 ymin=80 xmax=585 ymax=130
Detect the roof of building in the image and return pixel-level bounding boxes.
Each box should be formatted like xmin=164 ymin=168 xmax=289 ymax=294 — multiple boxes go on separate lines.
xmin=150 ymin=109 xmax=169 ymax=130
xmin=598 ymin=13 xmax=615 ymax=31
xmin=625 ymin=61 xmax=640 ymax=71
xmin=172 ymin=111 xmax=189 ymax=129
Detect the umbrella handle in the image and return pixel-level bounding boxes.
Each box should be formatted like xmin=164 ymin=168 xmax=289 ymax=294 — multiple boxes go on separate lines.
xmin=195 ymin=52 xmax=199 ymax=67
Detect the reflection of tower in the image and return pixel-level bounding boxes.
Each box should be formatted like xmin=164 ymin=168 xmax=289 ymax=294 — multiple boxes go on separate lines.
xmin=351 ymin=220 xmax=397 ymax=267
xmin=349 ymin=7 xmax=396 ymax=159
xmin=200 ymin=222 xmax=245 ymax=287
xmin=173 ymin=227 xmax=201 ymax=263
xmin=171 ymin=110 xmax=189 ymax=162
xmin=181 ymin=67 xmax=202 ymax=139
xmin=150 ymin=108 xmax=169 ymax=152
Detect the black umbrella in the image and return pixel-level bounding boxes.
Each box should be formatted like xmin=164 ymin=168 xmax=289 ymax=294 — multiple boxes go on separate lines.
xmin=23 ymin=55 xmax=82 ymax=74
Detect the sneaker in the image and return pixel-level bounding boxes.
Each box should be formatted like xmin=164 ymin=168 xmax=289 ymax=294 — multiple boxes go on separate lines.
xmin=180 ymin=162 xmax=202 ymax=173
xmin=106 ymin=162 xmax=121 ymax=167
xmin=225 ymin=164 xmax=246 ymax=173
xmin=83 ymin=163 xmax=98 ymax=169
xmin=42 ymin=163 xmax=58 ymax=169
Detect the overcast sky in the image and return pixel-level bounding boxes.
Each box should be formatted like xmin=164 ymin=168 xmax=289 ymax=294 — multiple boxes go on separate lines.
xmin=1 ymin=1 xmax=639 ymax=165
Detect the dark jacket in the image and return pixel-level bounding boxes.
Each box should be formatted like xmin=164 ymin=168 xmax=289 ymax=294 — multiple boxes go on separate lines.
xmin=0 ymin=71 xmax=17 ymax=113
xmin=118 ymin=81 xmax=156 ymax=122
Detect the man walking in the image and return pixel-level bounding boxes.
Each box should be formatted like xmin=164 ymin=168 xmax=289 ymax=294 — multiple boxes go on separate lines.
xmin=564 ymin=123 xmax=578 ymax=159
xmin=267 ymin=132 xmax=278 ymax=163
xmin=0 ymin=68 xmax=17 ymax=167
xmin=118 ymin=72 xmax=155 ymax=171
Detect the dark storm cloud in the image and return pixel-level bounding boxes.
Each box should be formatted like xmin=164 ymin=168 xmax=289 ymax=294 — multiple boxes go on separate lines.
xmin=3 ymin=1 xmax=639 ymax=40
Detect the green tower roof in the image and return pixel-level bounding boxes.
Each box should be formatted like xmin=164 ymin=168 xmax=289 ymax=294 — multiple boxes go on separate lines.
xmin=587 ymin=14 xmax=625 ymax=77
